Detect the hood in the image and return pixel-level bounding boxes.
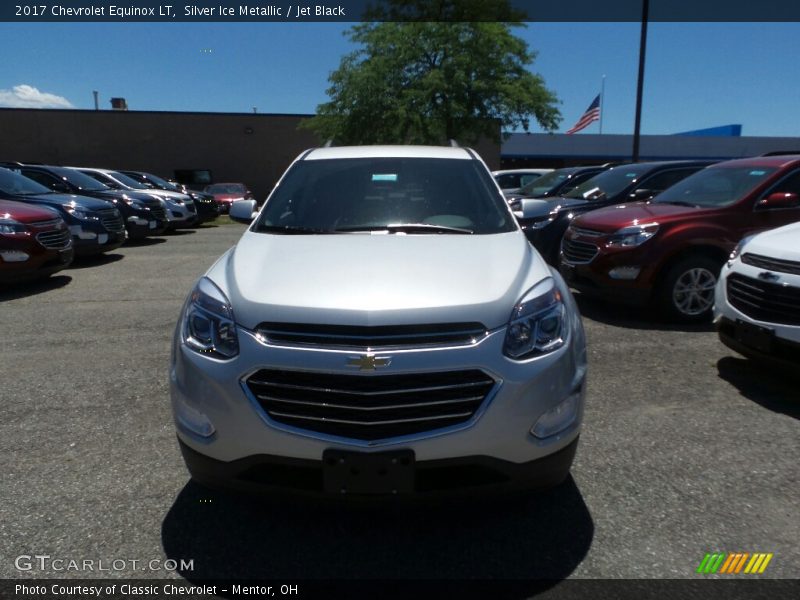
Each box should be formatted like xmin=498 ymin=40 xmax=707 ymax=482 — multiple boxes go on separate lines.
xmin=518 ymin=196 xmax=590 ymax=219
xmin=0 ymin=199 xmax=61 ymax=222
xmin=148 ymin=189 xmax=193 ymax=202
xmin=15 ymin=193 xmax=115 ymax=211
xmin=746 ymin=222 xmax=800 ymax=262
xmin=573 ymin=201 xmax=699 ymax=233
xmin=95 ymin=189 xmax=159 ymax=204
xmin=207 ymin=231 xmax=550 ymax=331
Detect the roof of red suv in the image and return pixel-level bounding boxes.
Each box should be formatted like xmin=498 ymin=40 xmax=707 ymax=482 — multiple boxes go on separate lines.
xmin=710 ymin=155 xmax=800 ymax=169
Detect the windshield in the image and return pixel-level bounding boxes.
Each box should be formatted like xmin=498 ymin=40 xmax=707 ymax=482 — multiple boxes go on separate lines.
xmin=565 ymin=164 xmax=651 ymax=200
xmin=54 ymin=168 xmax=110 ymax=191
xmin=517 ymin=169 xmax=573 ymax=198
xmin=141 ymin=172 xmax=179 ymax=191
xmin=0 ymin=168 xmax=52 ymax=195
xmin=207 ymin=183 xmax=246 ymax=194
xmin=109 ymin=171 xmax=151 ymax=190
xmin=254 ymin=157 xmax=516 ymax=235
xmin=654 ymin=166 xmax=778 ymax=208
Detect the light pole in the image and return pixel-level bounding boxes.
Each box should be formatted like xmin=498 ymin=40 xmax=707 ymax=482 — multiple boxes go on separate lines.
xmin=632 ymin=0 xmax=649 ymax=162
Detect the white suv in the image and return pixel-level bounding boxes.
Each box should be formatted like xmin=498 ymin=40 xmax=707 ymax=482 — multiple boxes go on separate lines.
xmin=169 ymin=145 xmax=587 ymax=497
xmin=714 ymin=222 xmax=800 ymax=371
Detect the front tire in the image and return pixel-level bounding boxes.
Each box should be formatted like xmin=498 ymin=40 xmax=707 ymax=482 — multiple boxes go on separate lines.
xmin=657 ymin=256 xmax=722 ymax=322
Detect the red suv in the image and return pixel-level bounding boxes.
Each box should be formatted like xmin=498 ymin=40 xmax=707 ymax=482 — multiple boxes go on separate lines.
xmin=0 ymin=199 xmax=74 ymax=283
xmin=560 ymin=156 xmax=800 ymax=321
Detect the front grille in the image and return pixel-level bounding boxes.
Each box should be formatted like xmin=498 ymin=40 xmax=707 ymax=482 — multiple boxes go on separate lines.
xmin=148 ymin=204 xmax=167 ymax=221
xmin=29 ymin=219 xmax=63 ymax=229
xmin=95 ymin=208 xmax=125 ymax=232
xmin=36 ymin=229 xmax=72 ymax=250
xmin=742 ymin=253 xmax=800 ymax=276
xmin=256 ymin=322 xmax=488 ymax=349
xmin=186 ymin=202 xmax=196 ymax=213
xmin=246 ymin=369 xmax=496 ymax=441
xmin=727 ymin=273 xmax=800 ymax=326
xmin=569 ymin=226 xmax=605 ymax=237
xmin=562 ymin=238 xmax=599 ymax=263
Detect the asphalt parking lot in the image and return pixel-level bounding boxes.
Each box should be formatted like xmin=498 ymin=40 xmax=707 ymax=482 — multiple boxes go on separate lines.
xmin=2 ymin=223 xmax=798 ymax=587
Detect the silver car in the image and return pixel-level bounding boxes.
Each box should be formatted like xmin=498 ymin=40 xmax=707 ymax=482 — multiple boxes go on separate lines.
xmin=170 ymin=145 xmax=587 ymax=497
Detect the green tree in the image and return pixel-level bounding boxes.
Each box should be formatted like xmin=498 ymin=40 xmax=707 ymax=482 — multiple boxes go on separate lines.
xmin=301 ymin=19 xmax=561 ymax=145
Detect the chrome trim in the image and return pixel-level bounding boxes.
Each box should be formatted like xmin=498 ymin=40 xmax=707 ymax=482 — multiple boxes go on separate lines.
xmin=561 ymin=238 xmax=599 ymax=264
xmin=257 ymin=394 xmax=486 ymax=411
xmin=743 ymin=253 xmax=800 ymax=276
xmin=247 ymin=378 xmax=490 ymax=397
xmin=269 ymin=410 xmax=474 ymax=426
xmin=255 ymin=325 xmax=489 ymax=350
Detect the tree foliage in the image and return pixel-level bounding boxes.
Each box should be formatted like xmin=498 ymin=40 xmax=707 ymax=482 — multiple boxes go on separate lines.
xmin=301 ymin=17 xmax=561 ymax=145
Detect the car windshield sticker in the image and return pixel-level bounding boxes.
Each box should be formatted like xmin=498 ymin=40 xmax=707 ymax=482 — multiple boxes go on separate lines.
xmin=749 ymin=170 xmax=766 ymax=176
xmin=372 ymin=173 xmax=398 ymax=182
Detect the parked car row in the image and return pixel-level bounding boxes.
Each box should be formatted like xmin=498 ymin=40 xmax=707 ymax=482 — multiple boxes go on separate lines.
xmin=0 ymin=162 xmax=228 ymax=283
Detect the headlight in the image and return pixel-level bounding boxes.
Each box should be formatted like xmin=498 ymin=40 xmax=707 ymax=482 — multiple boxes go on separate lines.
xmin=122 ymin=195 xmax=146 ymax=209
xmin=0 ymin=218 xmax=29 ymax=236
xmin=181 ymin=277 xmax=239 ymax=358
xmin=503 ymin=278 xmax=567 ymax=360
xmin=606 ymin=223 xmax=658 ymax=247
xmin=63 ymin=205 xmax=97 ymax=221
xmin=728 ymin=234 xmax=755 ymax=267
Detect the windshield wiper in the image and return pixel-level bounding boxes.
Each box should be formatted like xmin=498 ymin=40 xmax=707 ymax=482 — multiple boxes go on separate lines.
xmin=256 ymin=225 xmax=335 ymax=234
xmin=335 ymin=223 xmax=474 ymax=234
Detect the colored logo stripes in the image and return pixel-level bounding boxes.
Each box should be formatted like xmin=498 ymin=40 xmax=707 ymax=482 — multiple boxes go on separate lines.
xmin=697 ymin=552 xmax=773 ymax=574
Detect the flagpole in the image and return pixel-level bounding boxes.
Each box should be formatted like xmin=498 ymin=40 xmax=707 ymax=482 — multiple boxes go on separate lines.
xmin=599 ymin=75 xmax=606 ymax=134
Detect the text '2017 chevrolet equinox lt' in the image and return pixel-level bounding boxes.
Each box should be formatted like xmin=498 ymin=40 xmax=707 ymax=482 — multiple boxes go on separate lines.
xmin=170 ymin=146 xmax=588 ymax=498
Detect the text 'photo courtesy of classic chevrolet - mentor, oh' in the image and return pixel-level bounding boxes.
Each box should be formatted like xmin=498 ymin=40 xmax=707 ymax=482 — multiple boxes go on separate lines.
xmin=169 ymin=145 xmax=588 ymax=498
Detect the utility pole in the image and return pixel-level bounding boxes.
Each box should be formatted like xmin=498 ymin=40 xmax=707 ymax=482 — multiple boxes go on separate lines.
xmin=93 ymin=91 xmax=99 ymax=110
xmin=632 ymin=0 xmax=649 ymax=162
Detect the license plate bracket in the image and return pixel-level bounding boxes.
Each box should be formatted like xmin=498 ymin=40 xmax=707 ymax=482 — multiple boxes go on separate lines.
xmin=323 ymin=449 xmax=415 ymax=495
xmin=734 ymin=319 xmax=775 ymax=354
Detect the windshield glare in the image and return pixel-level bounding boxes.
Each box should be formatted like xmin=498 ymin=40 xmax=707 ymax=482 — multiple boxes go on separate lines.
xmin=57 ymin=168 xmax=110 ymax=191
xmin=518 ymin=169 xmax=571 ymax=197
xmin=255 ymin=157 xmax=516 ymax=234
xmin=654 ymin=166 xmax=778 ymax=208
xmin=0 ymin=168 xmax=52 ymax=195
xmin=565 ymin=165 xmax=649 ymax=200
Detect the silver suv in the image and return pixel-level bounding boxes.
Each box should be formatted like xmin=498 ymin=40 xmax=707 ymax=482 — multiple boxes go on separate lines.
xmin=170 ymin=145 xmax=587 ymax=497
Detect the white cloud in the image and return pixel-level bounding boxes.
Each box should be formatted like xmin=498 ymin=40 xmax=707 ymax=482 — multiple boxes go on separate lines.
xmin=0 ymin=84 xmax=74 ymax=109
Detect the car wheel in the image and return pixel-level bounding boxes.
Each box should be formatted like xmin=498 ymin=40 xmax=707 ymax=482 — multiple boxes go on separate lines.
xmin=657 ymin=256 xmax=722 ymax=322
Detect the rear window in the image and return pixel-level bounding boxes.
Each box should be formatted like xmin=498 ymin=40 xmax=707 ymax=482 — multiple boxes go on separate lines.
xmin=255 ymin=157 xmax=516 ymax=235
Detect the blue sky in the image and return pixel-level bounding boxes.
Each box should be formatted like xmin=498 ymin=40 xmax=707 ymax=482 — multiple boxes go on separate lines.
xmin=3 ymin=21 xmax=799 ymax=137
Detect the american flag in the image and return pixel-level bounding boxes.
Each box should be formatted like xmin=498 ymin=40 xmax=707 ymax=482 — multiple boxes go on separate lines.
xmin=566 ymin=94 xmax=601 ymax=134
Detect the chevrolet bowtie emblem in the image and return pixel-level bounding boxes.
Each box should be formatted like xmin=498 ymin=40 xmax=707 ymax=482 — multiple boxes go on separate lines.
xmin=758 ymin=271 xmax=780 ymax=282
xmin=346 ymin=354 xmax=392 ymax=371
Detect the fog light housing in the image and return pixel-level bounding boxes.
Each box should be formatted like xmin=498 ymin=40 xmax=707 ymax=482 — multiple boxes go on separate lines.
xmin=608 ymin=266 xmax=641 ymax=280
xmin=175 ymin=397 xmax=215 ymax=438
xmin=0 ymin=250 xmax=30 ymax=262
xmin=531 ymin=393 xmax=580 ymax=439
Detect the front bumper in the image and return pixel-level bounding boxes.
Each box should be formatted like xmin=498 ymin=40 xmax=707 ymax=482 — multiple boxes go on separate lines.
xmin=713 ymin=262 xmax=800 ymax=370
xmin=179 ymin=435 xmax=579 ymax=498
xmin=171 ymin=313 xmax=587 ymax=495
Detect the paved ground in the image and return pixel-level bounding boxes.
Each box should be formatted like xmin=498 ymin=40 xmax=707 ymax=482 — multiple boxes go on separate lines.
xmin=1 ymin=223 xmax=798 ymax=588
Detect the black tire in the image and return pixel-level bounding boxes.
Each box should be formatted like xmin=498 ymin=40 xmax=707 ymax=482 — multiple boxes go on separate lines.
xmin=656 ymin=255 xmax=722 ymax=322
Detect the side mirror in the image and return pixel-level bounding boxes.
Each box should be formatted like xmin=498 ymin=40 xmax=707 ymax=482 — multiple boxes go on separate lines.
xmin=629 ymin=188 xmax=654 ymax=201
xmin=757 ymin=192 xmax=799 ymax=210
xmin=517 ymin=198 xmax=553 ymax=220
xmin=229 ymin=199 xmax=258 ymax=223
